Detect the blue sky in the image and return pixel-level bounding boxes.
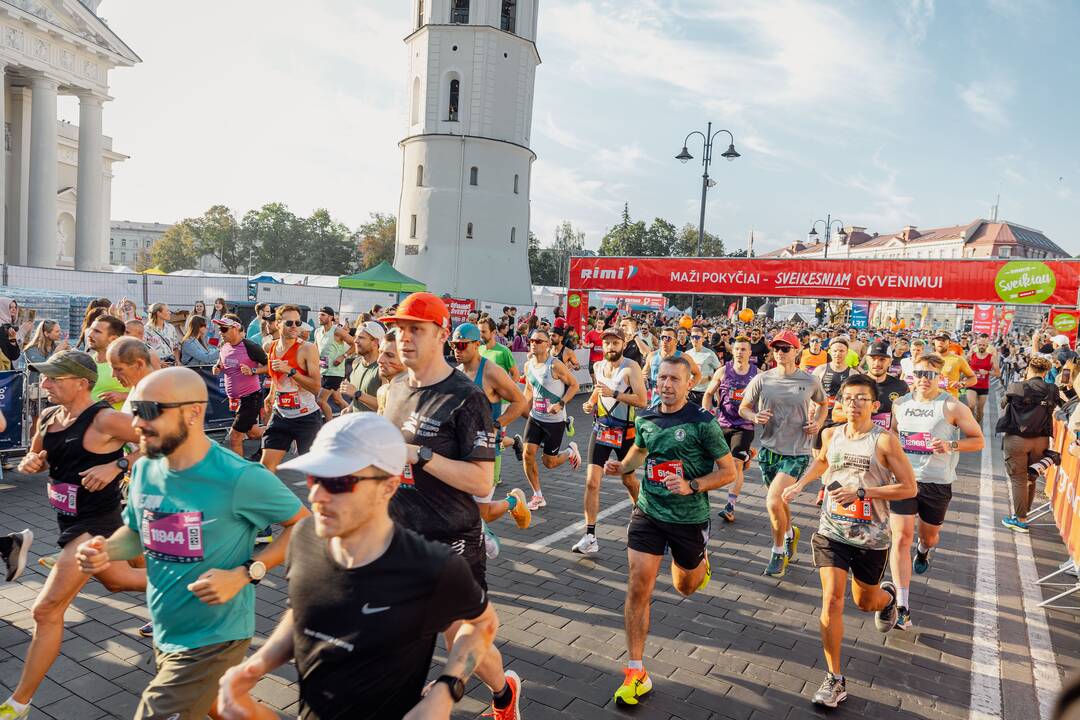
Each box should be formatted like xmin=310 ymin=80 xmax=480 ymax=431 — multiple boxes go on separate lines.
xmin=91 ymin=0 xmax=1079 ymax=256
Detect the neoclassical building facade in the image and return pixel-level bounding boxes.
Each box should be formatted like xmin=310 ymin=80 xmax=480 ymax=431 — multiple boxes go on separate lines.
xmin=0 ymin=0 xmax=138 ymax=271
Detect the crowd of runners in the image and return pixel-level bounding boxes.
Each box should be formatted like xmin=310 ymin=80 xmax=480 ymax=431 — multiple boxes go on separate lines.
xmin=0 ymin=291 xmax=1076 ymax=718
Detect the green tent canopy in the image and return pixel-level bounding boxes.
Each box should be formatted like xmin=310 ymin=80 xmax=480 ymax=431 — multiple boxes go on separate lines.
xmin=338 ymin=261 xmax=426 ymax=292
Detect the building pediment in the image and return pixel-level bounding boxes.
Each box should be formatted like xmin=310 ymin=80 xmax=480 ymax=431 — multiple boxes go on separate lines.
xmin=0 ymin=0 xmax=139 ymax=67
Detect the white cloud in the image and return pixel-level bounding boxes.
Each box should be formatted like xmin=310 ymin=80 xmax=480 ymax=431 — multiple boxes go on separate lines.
xmin=959 ymin=80 xmax=1014 ymax=128
xmin=835 ymin=149 xmax=915 ymax=230
xmin=897 ymin=0 xmax=936 ymax=43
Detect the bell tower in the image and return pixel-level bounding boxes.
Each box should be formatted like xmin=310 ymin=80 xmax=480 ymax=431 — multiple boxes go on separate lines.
xmin=393 ymin=0 xmax=540 ymax=304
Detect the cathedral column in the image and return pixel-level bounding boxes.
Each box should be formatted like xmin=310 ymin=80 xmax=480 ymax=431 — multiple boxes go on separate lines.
xmin=27 ymin=74 xmax=58 ymax=268
xmin=6 ymin=86 xmax=31 ymax=266
xmin=0 ymin=62 xmax=7 ymax=265
xmin=74 ymin=92 xmax=104 ymax=270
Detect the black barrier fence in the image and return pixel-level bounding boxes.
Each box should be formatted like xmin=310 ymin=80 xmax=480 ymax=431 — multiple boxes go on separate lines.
xmin=190 ymin=365 xmax=239 ymax=432
xmin=0 ymin=371 xmax=25 ymax=451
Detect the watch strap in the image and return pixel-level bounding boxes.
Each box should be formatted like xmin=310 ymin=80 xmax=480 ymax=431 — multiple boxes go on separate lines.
xmin=435 ymin=674 xmax=465 ymax=702
xmin=243 ymin=560 xmax=263 ymax=585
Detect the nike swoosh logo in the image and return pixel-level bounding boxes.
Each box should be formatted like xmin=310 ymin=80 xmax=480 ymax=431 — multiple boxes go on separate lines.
xmin=361 ymin=603 xmax=390 ymax=615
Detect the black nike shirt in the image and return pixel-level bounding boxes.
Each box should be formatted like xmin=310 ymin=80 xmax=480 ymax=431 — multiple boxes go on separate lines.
xmin=287 ymin=519 xmax=488 ymax=720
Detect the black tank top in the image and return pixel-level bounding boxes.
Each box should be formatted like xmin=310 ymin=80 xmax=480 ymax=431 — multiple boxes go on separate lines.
xmin=41 ymin=401 xmax=123 ymax=519
xmin=821 ymin=364 xmax=853 ymax=400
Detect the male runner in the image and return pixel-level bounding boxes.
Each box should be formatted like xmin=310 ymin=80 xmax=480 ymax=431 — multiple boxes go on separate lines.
xmin=799 ymin=333 xmax=828 ymax=372
xmin=703 ymin=334 xmax=758 ymax=522
xmin=644 ymin=327 xmax=701 ymax=406
xmin=479 ymin=316 xmax=517 ymax=378
xmin=573 ymin=326 xmax=648 ymax=554
xmin=1 ymin=351 xmax=146 ymax=719
xmin=87 ymin=314 xmax=129 ymax=408
xmin=380 ymin=293 xmax=523 ymax=719
xmin=260 ymin=304 xmax=323 ymax=473
xmin=932 ymin=331 xmax=976 ymax=399
xmin=602 ymin=355 xmax=735 ymax=706
xmin=740 ymin=330 xmax=828 ymax=577
xmin=620 ymin=315 xmax=651 ymax=366
xmin=246 ymin=302 xmax=270 ymax=342
xmin=106 ymin=336 xmax=157 ymax=401
xmin=863 ymin=342 xmax=910 ymax=430
xmin=217 ymin=414 xmax=500 ymax=720
xmin=76 ymin=368 xmax=306 ymax=720
xmin=314 ymin=307 xmax=351 ymax=420
xmin=452 ymin=322 xmax=532 ymax=557
xmin=551 ymin=326 xmax=581 ymax=372
xmin=686 ymin=325 xmax=720 ymax=406
xmin=814 ymin=335 xmax=853 ymax=423
xmin=521 ymin=329 xmax=581 ymax=510
xmin=374 ymin=330 xmax=406 ymax=414
xmin=889 ymin=352 xmax=984 ymax=629
xmin=340 ymin=321 xmax=384 ymax=413
xmin=212 ymin=315 xmax=269 ymax=455
xmin=782 ymin=374 xmax=916 ymax=707
xmin=968 ymin=333 xmax=999 ymax=424
xmin=900 ymin=338 xmax=926 ymax=387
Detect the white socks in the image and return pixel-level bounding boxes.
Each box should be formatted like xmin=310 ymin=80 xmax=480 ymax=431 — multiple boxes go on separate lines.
xmin=897 ymin=587 xmax=910 ymax=608
xmin=627 ymin=659 xmax=644 ymax=670
xmin=785 ymin=527 xmax=794 ymax=539
xmin=917 ymin=541 xmax=929 ymax=554
xmin=772 ymin=544 xmax=785 ymax=555
xmin=4 ymin=698 xmax=28 ymax=713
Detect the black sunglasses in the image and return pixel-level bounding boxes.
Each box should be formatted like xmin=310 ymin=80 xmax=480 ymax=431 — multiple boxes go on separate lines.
xmin=451 ymin=341 xmax=475 ymax=351
xmin=130 ymin=400 xmax=207 ymax=421
xmin=306 ymin=473 xmax=392 ymax=494
xmin=772 ymin=345 xmax=794 ymax=353
xmin=282 ymin=320 xmax=304 ymax=328
xmin=913 ymin=369 xmax=938 ymax=379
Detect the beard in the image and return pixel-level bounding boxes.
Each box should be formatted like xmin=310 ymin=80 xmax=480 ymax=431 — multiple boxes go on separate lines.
xmin=141 ymin=422 xmax=189 ymax=459
xmin=604 ymin=350 xmax=623 ymax=362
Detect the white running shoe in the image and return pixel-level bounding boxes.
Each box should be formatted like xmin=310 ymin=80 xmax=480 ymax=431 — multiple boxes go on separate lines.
xmin=527 ymin=494 xmax=547 ymax=510
xmin=567 ymin=441 xmax=581 ymax=470
xmin=571 ymin=533 xmax=599 ymax=555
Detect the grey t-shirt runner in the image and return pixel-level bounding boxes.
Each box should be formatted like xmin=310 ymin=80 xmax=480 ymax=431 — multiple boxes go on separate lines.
xmin=741 ymin=367 xmax=826 ymax=456
xmin=347 ymin=358 xmax=382 ymax=412
xmin=687 ymin=347 xmax=721 ymax=392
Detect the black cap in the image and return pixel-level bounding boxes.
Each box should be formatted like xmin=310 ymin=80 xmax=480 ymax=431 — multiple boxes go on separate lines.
xmin=867 ymin=341 xmax=891 ymax=357
xmin=319 ymin=306 xmax=335 ymax=316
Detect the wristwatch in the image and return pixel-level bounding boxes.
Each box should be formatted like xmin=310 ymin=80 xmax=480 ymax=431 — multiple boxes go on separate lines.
xmin=116 ymin=457 xmax=130 ymax=473
xmin=243 ymin=560 xmax=266 ymax=585
xmin=288 ymin=368 xmax=297 ymax=378
xmin=949 ymin=440 xmax=959 ymax=451
xmin=415 ymin=446 xmax=434 ymax=468
xmin=687 ymin=478 xmax=701 ymax=493
xmin=434 ymin=674 xmax=465 ymax=702
xmin=856 ymin=487 xmax=866 ymax=501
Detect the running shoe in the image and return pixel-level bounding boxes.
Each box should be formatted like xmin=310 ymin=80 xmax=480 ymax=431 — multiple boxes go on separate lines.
xmin=482 ymin=521 xmax=501 ymax=560
xmin=613 ymin=667 xmax=652 ymax=707
xmin=3 ymin=529 xmax=33 ymax=582
xmin=511 ymin=434 xmax=524 ymax=462
xmin=785 ymin=525 xmax=801 ymax=563
xmin=894 ymin=606 xmax=912 ymax=631
xmin=763 ymin=552 xmax=788 ymax=578
xmin=38 ymin=555 xmax=57 ymax=571
xmin=912 ymin=546 xmax=933 ymax=575
xmin=698 ymin=554 xmax=711 ymax=591
xmin=571 ymin=534 xmax=599 ymax=555
xmin=0 ymin=702 xmax=30 ymax=719
xmin=811 ymin=673 xmax=847 ymax=708
xmin=875 ymin=582 xmax=898 ymax=632
xmin=526 ymin=494 xmax=546 ymax=511
xmin=489 ymin=670 xmax=522 ymax=720
xmin=1001 ymin=516 xmax=1030 ymax=533
xmin=718 ymin=503 xmax=736 ymax=523
xmin=566 ymin=441 xmax=581 ymax=470
xmin=566 ymin=415 xmax=575 ymax=437
xmin=138 ymin=621 xmax=154 ymax=638
xmin=256 ymin=527 xmax=274 ymax=545
xmin=508 ymin=489 xmax=531 ymax=529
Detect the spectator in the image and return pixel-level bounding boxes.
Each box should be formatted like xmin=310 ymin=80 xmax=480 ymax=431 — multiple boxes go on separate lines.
xmin=114 ymin=297 xmax=140 ymax=322
xmin=247 ymin=302 xmax=271 ymax=342
xmin=180 ymin=315 xmax=219 ymax=367
xmin=77 ymin=304 xmax=108 ymax=350
xmin=0 ymin=323 xmax=21 ymax=369
xmin=210 ymin=297 xmax=229 ymax=321
xmin=145 ymin=303 xmax=182 ymax=366
xmin=23 ymin=320 xmax=67 ymax=396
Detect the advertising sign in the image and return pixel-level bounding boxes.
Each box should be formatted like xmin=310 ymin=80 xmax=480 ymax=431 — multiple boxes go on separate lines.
xmin=444 ymin=297 xmax=476 ymax=327
xmin=1050 ymin=307 xmax=1080 ymax=344
xmin=850 ymin=301 xmax=869 ymax=329
xmin=1044 ymin=420 xmax=1080 ymax=567
xmin=569 ymin=257 xmax=1080 ymax=306
xmin=593 ymin=292 xmax=667 ymax=312
xmin=972 ymin=304 xmax=996 ymax=335
xmin=565 ymin=290 xmax=588 ymax=338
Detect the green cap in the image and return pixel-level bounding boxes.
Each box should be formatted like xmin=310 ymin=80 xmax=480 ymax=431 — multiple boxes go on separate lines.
xmin=28 ymin=350 xmax=98 ymax=383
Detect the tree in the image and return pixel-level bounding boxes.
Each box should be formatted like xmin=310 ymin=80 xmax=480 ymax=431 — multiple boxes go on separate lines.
xmin=149 ymin=222 xmax=198 ymax=273
xmin=599 ymin=203 xmax=648 ymax=256
xmin=528 ymin=231 xmax=561 ymax=286
xmin=674 ymin=224 xmax=725 ymax=257
xmin=302 ymin=208 xmax=358 ymax=274
xmin=357 ymin=212 xmax=396 ymax=270
xmin=241 ymin=202 xmax=304 ymax=273
xmin=190 ymin=205 xmax=247 ymax=274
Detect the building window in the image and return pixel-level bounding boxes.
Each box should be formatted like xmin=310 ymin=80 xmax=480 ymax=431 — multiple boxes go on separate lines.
xmin=416 ymin=164 xmax=424 ymax=186
xmin=417 ymin=0 xmax=424 ymax=28
xmin=513 ymin=174 xmax=519 ymax=194
xmin=410 ymin=214 xmax=417 ymax=239
xmin=466 ymin=222 xmax=474 ymax=239
xmin=121 ymin=239 xmax=126 ymax=247
xmin=411 ymin=77 xmax=421 ymax=125
xmin=501 ymin=0 xmax=517 ymax=33
xmin=998 ymin=246 xmax=1011 ymax=258
xmin=451 ymin=0 xmax=469 ymax=23
xmin=510 ymin=227 xmax=516 ymax=244
xmin=470 ymin=166 xmax=478 ymax=185
xmin=448 ymin=79 xmax=459 ymax=121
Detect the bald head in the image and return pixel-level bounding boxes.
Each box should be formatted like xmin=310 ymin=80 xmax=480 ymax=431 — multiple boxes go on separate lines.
xmin=134 ymin=367 xmax=208 ymax=404
xmin=108 ymin=336 xmax=152 ymax=366
xmin=130 ymin=367 xmax=208 ymax=459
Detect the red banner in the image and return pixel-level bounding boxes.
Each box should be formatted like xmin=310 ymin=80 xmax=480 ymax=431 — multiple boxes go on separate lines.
xmin=972 ymin=304 xmax=995 ymax=334
xmin=565 ymin=291 xmax=588 ymax=338
xmin=1045 ymin=420 xmax=1080 ymax=567
xmin=444 ymin=297 xmax=476 ymax=326
xmin=1050 ymin=307 xmax=1080 ymax=344
xmin=570 ymin=257 xmax=1080 ymax=306
xmin=593 ymin=292 xmax=667 ymax=312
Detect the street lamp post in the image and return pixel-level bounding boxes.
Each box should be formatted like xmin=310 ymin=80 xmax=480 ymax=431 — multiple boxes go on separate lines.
xmin=807 ymin=215 xmax=847 ymax=260
xmin=676 ymin=122 xmax=739 ymax=318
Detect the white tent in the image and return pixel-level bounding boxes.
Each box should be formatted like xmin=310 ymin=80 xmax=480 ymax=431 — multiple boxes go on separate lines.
xmin=248 ymin=271 xmax=340 ymax=287
xmin=111 ymin=264 xmax=135 ymax=273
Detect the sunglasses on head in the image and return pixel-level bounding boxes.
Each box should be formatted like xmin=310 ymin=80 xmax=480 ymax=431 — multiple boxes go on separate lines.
xmin=913 ymin=369 xmax=938 ymax=379
xmin=130 ymin=400 xmax=207 ymax=421
xmin=306 ymin=473 xmax=392 ymax=494
xmin=282 ymin=320 xmax=304 ymax=328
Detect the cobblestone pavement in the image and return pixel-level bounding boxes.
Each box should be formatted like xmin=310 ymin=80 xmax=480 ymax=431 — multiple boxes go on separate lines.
xmin=0 ymin=393 xmax=1076 ymax=719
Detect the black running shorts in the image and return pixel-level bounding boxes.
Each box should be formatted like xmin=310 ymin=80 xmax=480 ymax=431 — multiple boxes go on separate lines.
xmin=57 ymin=509 xmax=124 ymax=549
xmin=587 ymin=427 xmax=635 ymax=467
xmin=811 ymin=532 xmax=889 ymax=586
xmin=431 ymin=531 xmax=487 ymax=592
xmin=231 ymin=392 xmax=262 ymax=434
xmin=626 ymin=506 xmax=709 ymax=571
xmin=722 ymin=427 xmax=755 ymax=462
xmin=889 ymin=482 xmax=952 ymax=526
xmin=262 ymin=412 xmax=322 ymax=454
xmin=321 ymin=375 xmax=344 ymax=391
xmin=973 ymin=387 xmax=989 ymax=396
xmin=524 ymin=416 xmax=565 ymax=456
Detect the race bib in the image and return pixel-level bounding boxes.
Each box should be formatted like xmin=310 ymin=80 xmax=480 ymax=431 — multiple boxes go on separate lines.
xmin=900 ymin=430 xmax=934 ymax=454
xmin=977 ymin=368 xmax=989 ymax=379
xmin=594 ymin=424 xmax=625 ymax=448
xmin=533 ymin=397 xmax=549 ymax=414
xmin=48 ymin=482 xmax=78 ymax=516
xmin=401 ymin=463 xmax=415 ymax=487
xmin=828 ymin=494 xmax=873 ymax=524
xmin=731 ymin=387 xmax=745 ymax=402
xmin=277 ymin=391 xmax=299 ymax=409
xmin=228 ymin=397 xmax=241 ymax=412
xmin=141 ymin=510 xmax=204 ymax=563
xmin=646 ymin=459 xmax=684 ymax=486
xmin=871 ymin=413 xmax=891 ymax=429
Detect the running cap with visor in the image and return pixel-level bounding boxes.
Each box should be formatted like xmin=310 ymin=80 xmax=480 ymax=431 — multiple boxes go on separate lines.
xmin=356 ymin=321 xmax=386 ymax=341
xmin=381 ymin=292 xmax=450 ymax=331
xmin=28 ymin=350 xmax=98 ymax=383
xmin=451 ymin=323 xmax=482 ymax=342
xmin=767 ymin=329 xmax=802 ymax=351
xmin=279 ymin=413 xmax=407 ymax=478
xmin=212 ymin=317 xmax=243 ymax=330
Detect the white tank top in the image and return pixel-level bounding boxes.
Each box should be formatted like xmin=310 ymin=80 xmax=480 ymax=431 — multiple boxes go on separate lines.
xmin=527 ymin=357 xmax=567 ymax=422
xmin=895 ymin=392 xmax=959 ymax=485
xmin=595 ymin=357 xmax=635 ymax=425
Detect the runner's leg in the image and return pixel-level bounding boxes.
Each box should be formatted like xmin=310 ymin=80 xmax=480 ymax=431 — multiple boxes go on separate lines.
xmin=766 ymin=472 xmax=797 ymax=548
xmin=625 ymin=549 xmax=662 ymax=662
xmin=888 ymin=513 xmax=915 ymax=612
xmin=818 ymin=566 xmax=847 ymax=676
xmin=522 ymin=443 xmax=541 ymax=495
xmin=583 ymin=463 xmax=602 ymax=526
xmin=260 ymin=449 xmax=287 ymax=473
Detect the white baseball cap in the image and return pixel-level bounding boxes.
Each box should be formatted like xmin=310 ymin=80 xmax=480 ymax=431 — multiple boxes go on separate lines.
xmin=1052 ymin=334 xmax=1071 ymax=347
xmin=279 ymin=413 xmax=406 ymax=478
xmin=357 ymin=320 xmax=386 ymax=341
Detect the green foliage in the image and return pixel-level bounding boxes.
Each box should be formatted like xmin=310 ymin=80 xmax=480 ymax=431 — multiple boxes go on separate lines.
xmin=529 ymin=221 xmax=591 ymax=286
xmin=357 ymin=213 xmax=397 ymax=270
xmin=149 ymin=221 xmax=198 ymax=273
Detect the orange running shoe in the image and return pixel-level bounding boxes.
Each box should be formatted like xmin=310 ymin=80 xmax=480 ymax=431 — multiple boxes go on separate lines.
xmin=613 ymin=666 xmax=652 ymax=706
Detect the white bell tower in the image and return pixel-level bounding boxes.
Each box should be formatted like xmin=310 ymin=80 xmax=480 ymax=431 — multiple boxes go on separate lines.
xmin=393 ymin=0 xmax=540 ymax=304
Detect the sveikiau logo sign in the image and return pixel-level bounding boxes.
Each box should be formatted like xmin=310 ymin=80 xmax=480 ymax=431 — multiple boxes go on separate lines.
xmin=1053 ymin=313 xmax=1078 ymax=332
xmin=994 ymin=261 xmax=1056 ymax=304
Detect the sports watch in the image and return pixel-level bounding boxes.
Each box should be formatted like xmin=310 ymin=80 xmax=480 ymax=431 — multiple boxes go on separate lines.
xmin=415 ymin=446 xmax=434 ymax=468
xmin=116 ymin=457 xmax=130 ymax=473
xmin=949 ymin=440 xmax=959 ymax=451
xmin=244 ymin=560 xmax=266 ymax=585
xmin=434 ymin=674 xmax=465 ymax=702
xmin=856 ymin=487 xmax=866 ymax=501
xmin=687 ymin=478 xmax=701 ymax=494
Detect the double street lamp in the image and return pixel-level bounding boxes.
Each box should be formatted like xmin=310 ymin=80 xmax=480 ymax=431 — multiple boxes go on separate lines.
xmin=808 ymin=215 xmax=847 ymax=260
xmin=675 ymin=121 xmax=740 ymax=318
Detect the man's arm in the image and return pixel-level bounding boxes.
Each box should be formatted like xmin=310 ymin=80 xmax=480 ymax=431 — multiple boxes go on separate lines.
xmin=95 ymin=408 xmax=141 ymax=445
xmin=217 ymin=610 xmax=297 ymax=720
xmin=620 ymin=363 xmax=649 ymax=409
xmin=960 ymin=358 xmax=977 ymax=386
xmin=609 ymin=443 xmax=648 ymax=475
xmin=870 ymin=432 xmax=918 ymax=500
xmin=488 ymin=364 xmax=528 ymax=428
xmin=685 ymin=354 xmax=702 ymax=389
xmin=409 ymin=603 xmax=500 ymax=718
xmin=292 ymin=343 xmax=323 ymax=395
xmin=702 ymin=366 xmax=725 ymax=411
xmin=552 ymin=359 xmax=579 ymax=409
xmin=944 ymin=397 xmax=985 ymax=452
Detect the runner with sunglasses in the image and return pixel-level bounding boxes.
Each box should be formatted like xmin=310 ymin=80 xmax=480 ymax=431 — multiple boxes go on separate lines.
xmin=521 ymin=329 xmax=581 ymax=511
xmin=1 ymin=351 xmax=146 ymax=720
xmin=799 ymin=334 xmax=828 ymax=372
xmin=380 ymin=293 xmax=524 ymax=719
xmin=888 ymin=353 xmax=983 ymax=630
xmin=644 ymin=328 xmax=701 ymax=407
xmin=740 ymin=330 xmax=828 ymax=578
xmin=703 ymin=334 xmax=758 ymax=523
xmin=212 ymin=315 xmax=269 ymax=455
xmin=218 ymin=413 xmax=500 ymax=720
xmin=260 ymin=304 xmax=323 ymax=474
xmin=686 ymin=326 xmax=720 ymax=407
xmin=75 ymin=367 xmax=307 ymax=720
